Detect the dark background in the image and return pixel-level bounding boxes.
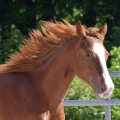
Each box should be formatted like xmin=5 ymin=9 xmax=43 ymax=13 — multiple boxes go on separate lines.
xmin=1 ymin=0 xmax=120 ymax=64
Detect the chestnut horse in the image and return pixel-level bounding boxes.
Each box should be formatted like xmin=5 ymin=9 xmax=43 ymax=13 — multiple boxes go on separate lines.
xmin=0 ymin=20 xmax=114 ymax=120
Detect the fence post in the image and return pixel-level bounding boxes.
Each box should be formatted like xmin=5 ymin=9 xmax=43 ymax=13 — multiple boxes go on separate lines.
xmin=105 ymin=97 xmax=111 ymax=120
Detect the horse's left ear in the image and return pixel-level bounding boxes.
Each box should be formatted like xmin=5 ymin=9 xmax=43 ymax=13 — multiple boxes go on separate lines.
xmin=76 ymin=21 xmax=86 ymax=40
xmin=99 ymin=23 xmax=107 ymax=35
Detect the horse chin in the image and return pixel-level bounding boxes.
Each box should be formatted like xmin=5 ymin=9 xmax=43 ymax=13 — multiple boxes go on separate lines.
xmin=95 ymin=92 xmax=111 ymax=99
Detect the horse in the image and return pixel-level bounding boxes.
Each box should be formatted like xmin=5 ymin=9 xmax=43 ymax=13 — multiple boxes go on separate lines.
xmin=0 ymin=20 xmax=114 ymax=120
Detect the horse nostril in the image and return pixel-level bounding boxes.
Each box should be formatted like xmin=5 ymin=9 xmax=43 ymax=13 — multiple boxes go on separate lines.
xmin=101 ymin=84 xmax=107 ymax=93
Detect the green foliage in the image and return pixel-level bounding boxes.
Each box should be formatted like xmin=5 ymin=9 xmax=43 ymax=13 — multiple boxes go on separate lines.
xmin=109 ymin=46 xmax=120 ymax=71
xmin=109 ymin=47 xmax=120 ymax=120
xmin=0 ymin=24 xmax=25 ymax=64
xmin=111 ymin=26 xmax=120 ymax=47
xmin=1 ymin=0 xmax=120 ymax=63
xmin=109 ymin=46 xmax=120 ymax=100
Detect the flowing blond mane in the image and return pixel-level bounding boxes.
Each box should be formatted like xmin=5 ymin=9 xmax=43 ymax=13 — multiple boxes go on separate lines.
xmin=0 ymin=20 xmax=77 ymax=73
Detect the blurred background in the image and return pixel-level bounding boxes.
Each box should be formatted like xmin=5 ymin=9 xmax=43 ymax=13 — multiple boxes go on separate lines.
xmin=0 ymin=0 xmax=120 ymax=119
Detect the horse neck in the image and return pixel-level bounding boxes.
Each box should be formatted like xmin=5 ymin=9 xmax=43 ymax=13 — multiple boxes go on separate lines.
xmin=32 ymin=37 xmax=79 ymax=111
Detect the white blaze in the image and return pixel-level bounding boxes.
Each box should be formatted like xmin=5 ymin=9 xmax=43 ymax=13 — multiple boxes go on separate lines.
xmin=93 ymin=42 xmax=114 ymax=97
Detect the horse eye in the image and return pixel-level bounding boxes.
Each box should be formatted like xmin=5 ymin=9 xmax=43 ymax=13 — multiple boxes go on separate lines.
xmin=86 ymin=53 xmax=90 ymax=57
xmin=85 ymin=52 xmax=92 ymax=58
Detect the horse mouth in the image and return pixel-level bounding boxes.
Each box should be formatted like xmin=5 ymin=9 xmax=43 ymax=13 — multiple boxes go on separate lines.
xmin=95 ymin=88 xmax=112 ymax=99
xmin=96 ymin=92 xmax=111 ymax=99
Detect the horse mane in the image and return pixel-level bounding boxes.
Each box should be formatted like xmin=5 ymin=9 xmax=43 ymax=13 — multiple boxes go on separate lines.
xmin=0 ymin=20 xmax=102 ymax=73
xmin=0 ymin=20 xmax=77 ymax=73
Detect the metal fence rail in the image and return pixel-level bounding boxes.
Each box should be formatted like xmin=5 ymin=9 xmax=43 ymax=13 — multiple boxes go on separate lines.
xmin=64 ymin=71 xmax=120 ymax=120
xmin=63 ymin=99 xmax=120 ymax=106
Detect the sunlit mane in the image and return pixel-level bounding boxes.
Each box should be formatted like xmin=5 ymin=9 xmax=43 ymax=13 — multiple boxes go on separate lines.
xmin=0 ymin=20 xmax=77 ymax=73
xmin=0 ymin=20 xmax=101 ymax=73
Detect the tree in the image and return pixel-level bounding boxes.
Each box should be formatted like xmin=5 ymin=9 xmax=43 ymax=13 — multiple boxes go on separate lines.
xmin=1 ymin=0 xmax=120 ymax=63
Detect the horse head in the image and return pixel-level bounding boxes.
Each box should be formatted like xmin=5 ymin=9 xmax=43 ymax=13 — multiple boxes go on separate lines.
xmin=75 ymin=21 xmax=114 ymax=99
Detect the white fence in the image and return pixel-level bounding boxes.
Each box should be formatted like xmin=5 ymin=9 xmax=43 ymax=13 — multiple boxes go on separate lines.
xmin=63 ymin=71 xmax=120 ymax=120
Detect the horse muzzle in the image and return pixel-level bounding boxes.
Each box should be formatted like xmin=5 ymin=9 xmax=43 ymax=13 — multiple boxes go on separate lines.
xmin=97 ymin=83 xmax=114 ymax=99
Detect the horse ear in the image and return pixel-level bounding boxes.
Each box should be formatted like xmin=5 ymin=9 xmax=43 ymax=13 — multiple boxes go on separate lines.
xmin=99 ymin=23 xmax=107 ymax=35
xmin=76 ymin=21 xmax=86 ymax=40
